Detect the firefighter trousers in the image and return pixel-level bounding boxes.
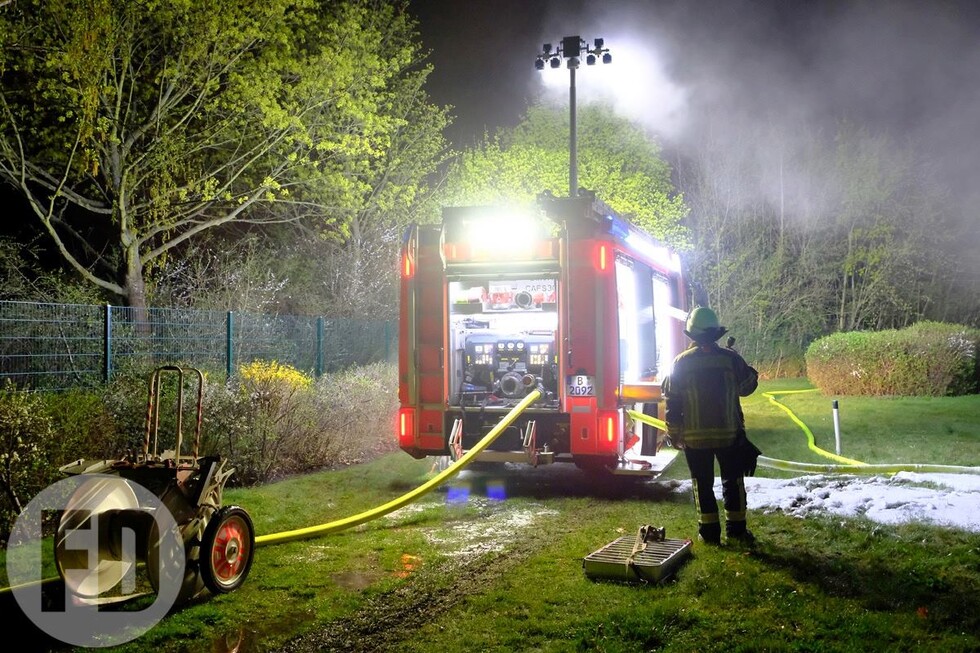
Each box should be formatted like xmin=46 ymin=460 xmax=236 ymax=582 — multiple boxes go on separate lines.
xmin=683 ymin=445 xmax=748 ymax=537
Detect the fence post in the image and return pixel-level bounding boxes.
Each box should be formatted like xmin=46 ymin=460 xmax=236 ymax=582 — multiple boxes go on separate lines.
xmin=316 ymin=316 xmax=324 ymax=377
xmin=103 ymin=303 xmax=112 ymax=383
xmin=832 ymin=399 xmax=842 ymax=455
xmin=226 ymin=311 xmax=234 ymax=381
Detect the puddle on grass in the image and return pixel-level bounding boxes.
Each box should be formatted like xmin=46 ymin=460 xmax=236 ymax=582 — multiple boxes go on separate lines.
xmin=206 ymin=595 xmax=323 ymax=652
xmin=331 ymin=569 xmax=383 ymax=590
xmin=212 ymin=627 xmax=249 ymax=653
xmin=425 ymin=503 xmax=559 ymax=561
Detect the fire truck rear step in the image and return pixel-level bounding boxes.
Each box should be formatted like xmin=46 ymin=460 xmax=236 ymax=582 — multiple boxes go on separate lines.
xmin=454 ymin=418 xmax=557 ymax=466
xmin=471 ymin=449 xmax=556 ymax=465
xmin=609 ymin=448 xmax=680 ymax=476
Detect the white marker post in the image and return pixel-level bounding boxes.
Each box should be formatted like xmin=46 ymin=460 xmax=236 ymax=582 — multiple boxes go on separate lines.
xmin=832 ymin=399 xmax=842 ymax=455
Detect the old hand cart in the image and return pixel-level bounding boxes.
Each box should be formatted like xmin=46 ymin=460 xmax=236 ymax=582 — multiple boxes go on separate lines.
xmin=55 ymin=365 xmax=255 ymax=605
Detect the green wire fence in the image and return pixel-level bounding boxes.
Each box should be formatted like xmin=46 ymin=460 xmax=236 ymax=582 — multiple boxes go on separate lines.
xmin=0 ymin=301 xmax=396 ymax=391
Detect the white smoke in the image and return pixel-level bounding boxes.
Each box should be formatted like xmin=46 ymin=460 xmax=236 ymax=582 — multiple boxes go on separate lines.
xmin=528 ymin=0 xmax=980 ymax=223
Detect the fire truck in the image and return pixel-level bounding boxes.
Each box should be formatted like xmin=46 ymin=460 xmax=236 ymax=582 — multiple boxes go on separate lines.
xmin=397 ymin=191 xmax=690 ymax=477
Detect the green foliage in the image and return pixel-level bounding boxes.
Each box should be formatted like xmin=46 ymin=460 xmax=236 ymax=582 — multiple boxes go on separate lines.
xmin=753 ymin=355 xmax=807 ymax=380
xmin=0 ymin=382 xmax=54 ymax=539
xmin=204 ymin=361 xmax=316 ymax=485
xmin=0 ymin=238 xmax=108 ymax=304
xmin=0 ymin=360 xmax=399 ymax=539
xmin=805 ymin=322 xmax=980 ymax=396
xmin=0 ymin=0 xmax=449 ymax=308
xmin=0 ymin=382 xmax=143 ymax=541
xmin=437 ymin=103 xmax=689 ymax=247
xmin=203 ymin=361 xmax=398 ymax=485
xmin=100 ymin=370 xmax=162 ymax=454
xmin=310 ymin=361 xmax=400 ymax=462
xmin=39 ymin=387 xmax=120 ymax=463
xmin=684 ymin=121 xmax=980 ymax=373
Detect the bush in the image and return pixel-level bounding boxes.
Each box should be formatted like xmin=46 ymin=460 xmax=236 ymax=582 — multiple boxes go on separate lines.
xmin=0 ymin=381 xmax=149 ymax=542
xmin=40 ymin=388 xmax=121 ymax=465
xmin=755 ymin=355 xmax=807 ymax=381
xmin=0 ymin=360 xmax=401 ymax=537
xmin=805 ymin=322 xmax=980 ymax=396
xmin=201 ymin=361 xmax=315 ymax=485
xmin=102 ymin=366 xmax=225 ymax=460
xmin=0 ymin=383 xmax=55 ymax=541
xmin=310 ymin=361 xmax=399 ymax=464
xmin=202 ymin=361 xmax=399 ymax=486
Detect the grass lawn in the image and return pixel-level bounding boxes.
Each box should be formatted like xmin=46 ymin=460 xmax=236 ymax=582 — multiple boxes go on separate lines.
xmin=3 ymin=379 xmax=979 ymax=652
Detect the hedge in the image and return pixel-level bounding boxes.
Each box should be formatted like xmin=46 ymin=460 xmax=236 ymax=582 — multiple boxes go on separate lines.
xmin=804 ymin=322 xmax=980 ymax=396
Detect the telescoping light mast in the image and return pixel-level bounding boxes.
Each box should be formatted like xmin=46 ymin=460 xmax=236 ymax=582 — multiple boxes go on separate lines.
xmin=534 ymin=36 xmax=611 ymax=198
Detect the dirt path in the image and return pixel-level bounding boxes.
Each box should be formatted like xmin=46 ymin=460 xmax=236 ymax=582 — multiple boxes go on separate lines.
xmin=274 ymin=464 xmax=679 ymax=652
xmin=273 ymin=495 xmax=567 ymax=650
xmin=275 ymin=525 xmax=554 ymax=652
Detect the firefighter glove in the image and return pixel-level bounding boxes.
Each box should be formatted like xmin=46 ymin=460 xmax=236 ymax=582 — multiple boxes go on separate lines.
xmin=667 ymin=427 xmax=685 ymax=450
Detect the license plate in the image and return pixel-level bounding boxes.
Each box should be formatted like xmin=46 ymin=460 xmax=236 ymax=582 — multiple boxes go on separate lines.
xmin=566 ymin=375 xmax=595 ymax=397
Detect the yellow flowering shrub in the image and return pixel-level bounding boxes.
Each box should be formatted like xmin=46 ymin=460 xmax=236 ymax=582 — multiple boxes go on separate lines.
xmin=240 ymin=360 xmax=312 ymax=399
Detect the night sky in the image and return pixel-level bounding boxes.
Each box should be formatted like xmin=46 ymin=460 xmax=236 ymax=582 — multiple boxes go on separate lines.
xmin=5 ymin=1 xmax=980 ymax=230
xmin=409 ymin=0 xmax=980 ymax=220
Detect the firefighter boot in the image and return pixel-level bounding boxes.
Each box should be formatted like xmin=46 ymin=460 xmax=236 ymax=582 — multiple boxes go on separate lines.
xmin=698 ymin=522 xmax=721 ymax=546
xmin=726 ymin=521 xmax=755 ymax=546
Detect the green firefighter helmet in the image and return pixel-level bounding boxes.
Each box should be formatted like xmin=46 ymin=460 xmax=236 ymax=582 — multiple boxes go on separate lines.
xmin=684 ymin=306 xmax=728 ymax=343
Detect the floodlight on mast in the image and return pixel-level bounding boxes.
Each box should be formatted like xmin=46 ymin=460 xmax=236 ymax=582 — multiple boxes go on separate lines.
xmin=534 ymin=36 xmax=612 ymax=198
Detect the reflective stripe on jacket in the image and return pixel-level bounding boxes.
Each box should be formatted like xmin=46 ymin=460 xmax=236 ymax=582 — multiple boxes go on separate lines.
xmin=662 ymin=343 xmax=758 ymax=449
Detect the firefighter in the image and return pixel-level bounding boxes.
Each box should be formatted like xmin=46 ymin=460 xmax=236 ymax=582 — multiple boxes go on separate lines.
xmin=662 ymin=307 xmax=759 ymax=545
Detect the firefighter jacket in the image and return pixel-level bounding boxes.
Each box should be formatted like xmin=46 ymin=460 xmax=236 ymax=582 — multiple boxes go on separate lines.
xmin=662 ymin=342 xmax=759 ymax=450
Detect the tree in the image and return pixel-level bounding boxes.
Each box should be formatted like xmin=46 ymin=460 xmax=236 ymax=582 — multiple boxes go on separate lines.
xmin=436 ymin=103 xmax=689 ymax=247
xmin=677 ymin=108 xmax=978 ymax=367
xmin=0 ymin=0 xmax=449 ymax=309
xmin=827 ymin=124 xmax=968 ymax=332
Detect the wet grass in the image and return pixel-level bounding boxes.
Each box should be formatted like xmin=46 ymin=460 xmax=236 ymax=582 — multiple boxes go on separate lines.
xmin=4 ymin=379 xmax=980 ymax=651
xmin=393 ymin=511 xmax=980 ymax=653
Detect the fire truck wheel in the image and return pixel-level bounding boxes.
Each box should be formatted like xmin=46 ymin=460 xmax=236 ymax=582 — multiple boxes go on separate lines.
xmin=200 ymin=506 xmax=255 ymax=594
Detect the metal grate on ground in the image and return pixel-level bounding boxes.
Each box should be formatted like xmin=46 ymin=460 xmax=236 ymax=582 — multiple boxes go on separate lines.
xmin=583 ymin=527 xmax=693 ymax=584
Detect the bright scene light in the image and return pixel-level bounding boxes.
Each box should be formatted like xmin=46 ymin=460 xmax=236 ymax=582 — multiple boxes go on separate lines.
xmin=653 ymin=277 xmax=680 ymax=377
xmin=624 ymin=231 xmax=682 ymax=272
xmin=535 ymin=35 xmax=688 ymax=140
xmin=466 ymin=214 xmax=541 ymax=252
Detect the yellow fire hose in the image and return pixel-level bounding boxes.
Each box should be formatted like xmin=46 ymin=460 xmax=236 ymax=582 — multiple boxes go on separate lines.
xmin=254 ymin=390 xmax=542 ymax=547
xmin=760 ymin=389 xmax=864 ymax=465
xmin=629 ymin=391 xmax=980 ymax=475
xmin=6 ymin=386 xmax=975 ymax=594
xmin=758 ymin=389 xmax=979 ymax=473
xmin=0 ymin=393 xmax=541 ymax=593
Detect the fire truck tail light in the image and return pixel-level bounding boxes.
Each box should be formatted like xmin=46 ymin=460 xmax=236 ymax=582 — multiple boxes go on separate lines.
xmin=596 ymin=243 xmax=610 ymax=271
xmin=598 ymin=410 xmax=618 ymax=445
xmin=402 ymin=253 xmax=414 ymax=278
xmin=398 ymin=407 xmax=416 ymax=445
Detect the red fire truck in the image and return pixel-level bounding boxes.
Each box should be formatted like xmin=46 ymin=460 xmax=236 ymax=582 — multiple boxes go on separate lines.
xmin=397 ymin=191 xmax=690 ymax=477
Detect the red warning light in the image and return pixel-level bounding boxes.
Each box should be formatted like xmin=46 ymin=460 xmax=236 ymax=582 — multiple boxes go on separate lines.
xmin=399 ymin=407 xmax=415 ymax=445
xmin=596 ymin=243 xmax=610 ymax=271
